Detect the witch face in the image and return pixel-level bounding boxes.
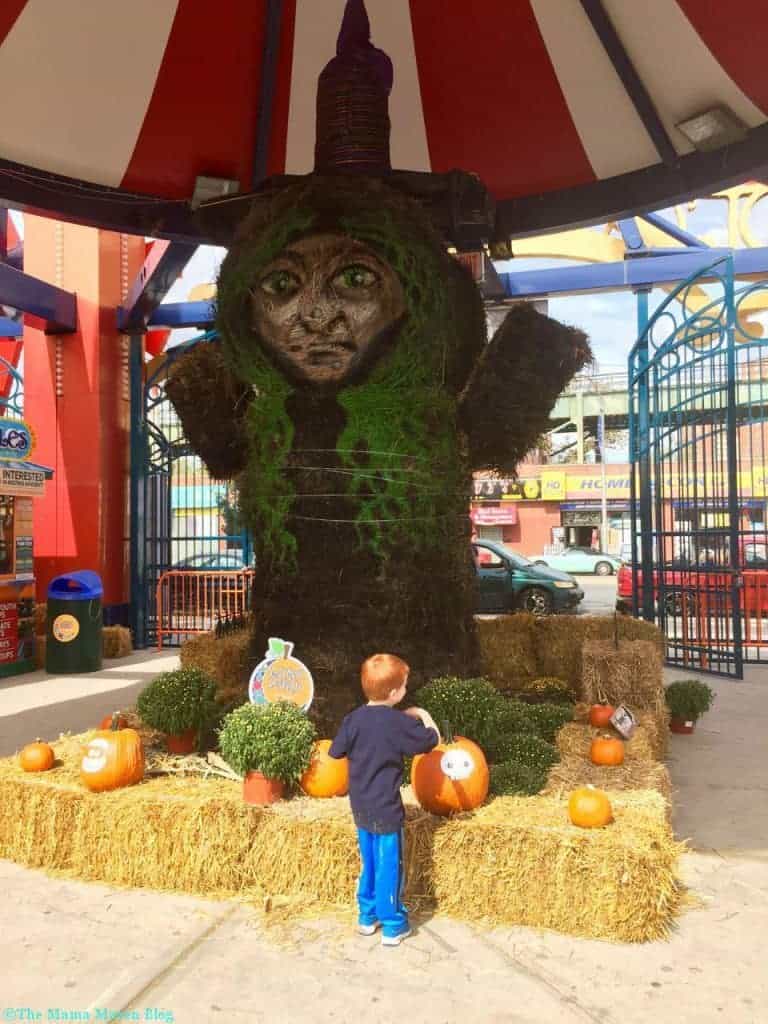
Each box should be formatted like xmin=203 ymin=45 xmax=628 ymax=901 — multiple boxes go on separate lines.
xmin=249 ymin=232 xmax=405 ymax=387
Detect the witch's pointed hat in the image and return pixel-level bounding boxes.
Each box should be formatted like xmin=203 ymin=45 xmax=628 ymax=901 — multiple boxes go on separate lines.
xmin=315 ymin=0 xmax=394 ymax=175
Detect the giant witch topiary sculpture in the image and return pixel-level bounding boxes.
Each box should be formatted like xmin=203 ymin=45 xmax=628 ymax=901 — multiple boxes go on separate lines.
xmin=166 ymin=0 xmax=591 ymax=720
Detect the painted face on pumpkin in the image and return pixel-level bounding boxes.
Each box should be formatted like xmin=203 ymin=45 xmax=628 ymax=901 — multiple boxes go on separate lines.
xmin=250 ymin=232 xmax=405 ymax=387
xmin=82 ymin=737 xmax=109 ymax=774
xmin=440 ymin=748 xmax=476 ymax=781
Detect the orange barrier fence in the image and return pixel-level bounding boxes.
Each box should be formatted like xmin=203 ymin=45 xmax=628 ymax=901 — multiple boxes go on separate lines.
xmin=677 ymin=573 xmax=768 ymax=668
xmin=156 ymin=569 xmax=255 ymax=648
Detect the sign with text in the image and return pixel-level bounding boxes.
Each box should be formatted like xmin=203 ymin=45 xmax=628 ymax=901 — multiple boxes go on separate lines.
xmin=249 ymin=637 xmax=314 ymax=711
xmin=0 ymin=418 xmax=35 ymax=461
xmin=0 ymin=600 xmax=18 ymax=663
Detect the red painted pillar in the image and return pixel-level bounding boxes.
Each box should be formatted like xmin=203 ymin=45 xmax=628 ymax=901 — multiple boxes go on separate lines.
xmin=23 ymin=216 xmax=145 ymax=616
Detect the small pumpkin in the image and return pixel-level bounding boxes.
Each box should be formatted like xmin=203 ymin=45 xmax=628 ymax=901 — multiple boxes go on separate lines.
xmin=411 ymin=724 xmax=489 ymax=816
xmin=99 ymin=711 xmax=128 ymax=731
xmin=19 ymin=739 xmax=55 ymax=773
xmin=590 ymin=735 xmax=625 ymax=766
xmin=568 ymin=785 xmax=613 ymax=828
xmin=300 ymin=739 xmax=349 ymax=798
xmin=588 ymin=703 xmax=615 ymax=728
xmin=80 ymin=717 xmax=144 ymax=793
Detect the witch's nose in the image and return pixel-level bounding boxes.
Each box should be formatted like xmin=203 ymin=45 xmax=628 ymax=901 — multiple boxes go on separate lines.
xmin=300 ymin=295 xmax=341 ymax=331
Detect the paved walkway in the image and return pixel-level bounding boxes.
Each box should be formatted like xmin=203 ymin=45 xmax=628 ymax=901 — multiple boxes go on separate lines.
xmin=0 ymin=654 xmax=765 ymax=1024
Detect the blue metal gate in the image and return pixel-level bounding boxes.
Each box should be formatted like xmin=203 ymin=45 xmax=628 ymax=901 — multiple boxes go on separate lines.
xmin=629 ymin=254 xmax=768 ymax=677
xmin=129 ymin=333 xmax=251 ymax=646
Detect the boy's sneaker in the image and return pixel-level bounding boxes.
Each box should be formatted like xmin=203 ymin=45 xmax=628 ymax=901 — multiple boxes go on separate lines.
xmin=381 ymin=929 xmax=411 ymax=947
xmin=357 ymin=922 xmax=380 ymax=936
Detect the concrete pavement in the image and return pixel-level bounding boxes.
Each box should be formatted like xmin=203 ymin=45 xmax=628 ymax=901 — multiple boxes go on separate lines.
xmin=0 ymin=653 xmax=765 ymax=1023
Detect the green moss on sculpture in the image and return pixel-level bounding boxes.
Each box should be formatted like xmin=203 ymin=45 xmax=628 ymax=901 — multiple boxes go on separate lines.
xmin=168 ymin=175 xmax=590 ymax=713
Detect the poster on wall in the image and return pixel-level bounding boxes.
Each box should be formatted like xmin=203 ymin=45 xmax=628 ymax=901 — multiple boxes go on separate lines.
xmin=0 ymin=601 xmax=18 ymax=664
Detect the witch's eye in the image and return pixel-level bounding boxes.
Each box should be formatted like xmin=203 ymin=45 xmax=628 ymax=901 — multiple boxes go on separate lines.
xmin=260 ymin=270 xmax=301 ymax=297
xmin=333 ymin=264 xmax=378 ymax=291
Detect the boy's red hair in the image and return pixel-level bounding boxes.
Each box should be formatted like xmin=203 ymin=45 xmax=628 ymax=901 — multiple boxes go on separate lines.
xmin=361 ymin=653 xmax=410 ymax=701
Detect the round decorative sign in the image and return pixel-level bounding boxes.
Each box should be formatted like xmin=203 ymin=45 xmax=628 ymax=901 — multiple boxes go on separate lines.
xmin=52 ymin=613 xmax=80 ymax=643
xmin=249 ymin=637 xmax=314 ymax=711
xmin=0 ymin=418 xmax=36 ymax=461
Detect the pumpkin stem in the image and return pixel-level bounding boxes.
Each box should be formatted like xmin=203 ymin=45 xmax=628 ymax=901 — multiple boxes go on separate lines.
xmin=110 ymin=712 xmax=120 ymax=731
xmin=442 ymin=719 xmax=453 ymax=744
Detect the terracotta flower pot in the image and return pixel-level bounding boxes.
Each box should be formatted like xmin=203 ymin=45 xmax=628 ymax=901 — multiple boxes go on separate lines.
xmin=165 ymin=728 xmax=198 ymax=754
xmin=243 ymin=771 xmax=284 ymax=805
xmin=670 ymin=717 xmax=696 ymax=735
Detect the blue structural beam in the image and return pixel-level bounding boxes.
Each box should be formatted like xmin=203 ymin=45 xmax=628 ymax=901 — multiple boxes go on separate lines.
xmin=148 ymin=300 xmax=216 ymax=329
xmin=0 ymin=317 xmax=21 ymax=337
xmin=640 ymin=211 xmax=709 ymax=249
xmin=0 ymin=262 xmax=76 ymax=333
xmin=117 ymin=240 xmax=198 ymax=333
xmin=497 ymin=247 xmax=768 ymax=299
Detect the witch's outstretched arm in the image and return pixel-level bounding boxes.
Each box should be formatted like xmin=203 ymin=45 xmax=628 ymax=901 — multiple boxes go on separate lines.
xmin=458 ymin=302 xmax=592 ymax=474
xmin=165 ymin=342 xmax=253 ymax=479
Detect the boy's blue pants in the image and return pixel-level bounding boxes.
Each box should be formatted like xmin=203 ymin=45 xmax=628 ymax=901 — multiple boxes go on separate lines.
xmin=356 ymin=828 xmax=409 ymax=938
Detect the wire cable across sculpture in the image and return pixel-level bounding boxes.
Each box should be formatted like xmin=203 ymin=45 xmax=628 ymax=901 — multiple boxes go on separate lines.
xmin=166 ymin=0 xmax=591 ymax=720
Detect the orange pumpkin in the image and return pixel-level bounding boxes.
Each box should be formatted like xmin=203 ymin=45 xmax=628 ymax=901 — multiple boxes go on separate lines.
xmin=411 ymin=734 xmax=489 ymax=816
xmin=300 ymin=739 xmax=349 ymax=798
xmin=568 ymin=785 xmax=613 ymax=828
xmin=590 ymin=735 xmax=625 ymax=766
xmin=588 ymin=704 xmax=615 ymax=728
xmin=19 ymin=739 xmax=55 ymax=773
xmin=99 ymin=712 xmax=128 ymax=731
xmin=80 ymin=718 xmax=144 ymax=793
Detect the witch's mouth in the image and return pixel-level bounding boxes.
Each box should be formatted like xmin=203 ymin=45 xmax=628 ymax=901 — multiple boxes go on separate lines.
xmin=302 ymin=340 xmax=357 ymax=365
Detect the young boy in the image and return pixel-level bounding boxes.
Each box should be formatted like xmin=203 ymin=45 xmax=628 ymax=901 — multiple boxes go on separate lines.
xmin=328 ymin=653 xmax=440 ymax=947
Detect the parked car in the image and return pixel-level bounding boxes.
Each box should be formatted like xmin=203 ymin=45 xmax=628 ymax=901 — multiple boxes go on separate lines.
xmin=173 ymin=551 xmax=249 ymax=571
xmin=533 ymin=547 xmax=622 ymax=576
xmin=616 ymin=561 xmax=768 ymax=617
xmin=473 ymin=540 xmax=584 ymax=615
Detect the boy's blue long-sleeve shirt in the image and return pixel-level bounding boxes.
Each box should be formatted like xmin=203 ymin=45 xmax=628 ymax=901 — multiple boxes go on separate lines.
xmin=329 ymin=706 xmax=439 ymax=833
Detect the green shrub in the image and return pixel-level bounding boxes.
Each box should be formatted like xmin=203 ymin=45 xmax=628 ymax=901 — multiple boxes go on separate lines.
xmin=413 ymin=676 xmax=510 ymax=751
xmin=489 ymin=733 xmax=559 ymax=772
xmin=521 ymin=702 xmax=575 ymax=743
xmin=136 ymin=667 xmax=219 ymax=737
xmin=489 ymin=760 xmax=548 ymax=796
xmin=665 ymin=679 xmax=715 ymax=722
xmin=218 ymin=701 xmax=316 ymax=782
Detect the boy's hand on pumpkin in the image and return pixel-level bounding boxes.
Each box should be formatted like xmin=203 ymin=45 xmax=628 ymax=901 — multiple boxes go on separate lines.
xmin=405 ymin=706 xmax=441 ymax=742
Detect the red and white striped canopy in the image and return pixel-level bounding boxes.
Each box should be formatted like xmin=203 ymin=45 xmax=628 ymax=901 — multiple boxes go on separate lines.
xmin=0 ymin=0 xmax=766 ymax=240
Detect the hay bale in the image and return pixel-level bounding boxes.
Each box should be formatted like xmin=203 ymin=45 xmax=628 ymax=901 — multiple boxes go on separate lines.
xmin=556 ymin=721 xmax=656 ymax=762
xmin=543 ymin=754 xmax=672 ymax=809
xmin=533 ymin=616 xmax=665 ymax=690
xmin=0 ymin=733 xmax=684 ymax=943
xmin=181 ymin=630 xmax=253 ymax=703
xmin=34 ymin=635 xmax=45 ymax=670
xmin=574 ymin=702 xmax=670 ymax=760
xmin=477 ymin=614 xmax=539 ymax=690
xmin=429 ymin=791 xmax=683 ymax=942
xmin=103 ymin=626 xmax=133 ymax=659
xmin=34 ymin=602 xmax=47 ymax=636
xmin=581 ymin=639 xmax=664 ymax=712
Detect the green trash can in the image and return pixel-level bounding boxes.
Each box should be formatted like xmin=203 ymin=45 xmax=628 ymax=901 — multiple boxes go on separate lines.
xmin=45 ymin=571 xmax=103 ymax=673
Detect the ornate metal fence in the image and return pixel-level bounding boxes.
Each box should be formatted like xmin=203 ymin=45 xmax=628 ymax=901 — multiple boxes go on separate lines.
xmin=629 ymin=254 xmax=768 ymax=676
xmin=130 ymin=333 xmax=251 ymax=646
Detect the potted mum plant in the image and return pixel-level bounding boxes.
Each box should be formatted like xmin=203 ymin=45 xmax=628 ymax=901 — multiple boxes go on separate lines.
xmin=664 ymin=679 xmax=715 ymax=734
xmin=136 ymin=667 xmax=219 ymax=754
xmin=218 ymin=701 xmax=316 ymax=805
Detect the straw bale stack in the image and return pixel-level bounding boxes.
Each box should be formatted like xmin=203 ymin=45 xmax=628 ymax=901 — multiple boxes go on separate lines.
xmin=477 ymin=614 xmax=538 ymax=691
xmin=103 ymin=626 xmax=133 ymax=659
xmin=0 ymin=731 xmax=684 ymax=943
xmin=534 ymin=616 xmax=665 ymax=691
xmin=556 ymin=721 xmax=655 ymax=762
xmin=181 ymin=630 xmax=253 ymax=703
xmin=573 ymin=702 xmax=670 ymax=760
xmin=429 ymin=791 xmax=683 ymax=942
xmin=581 ymin=639 xmax=665 ymax=712
xmin=543 ymin=754 xmax=672 ymax=809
